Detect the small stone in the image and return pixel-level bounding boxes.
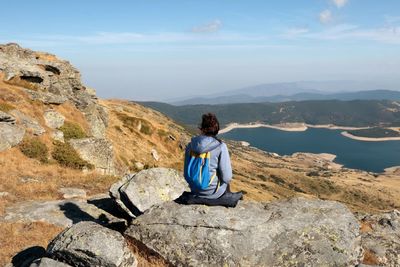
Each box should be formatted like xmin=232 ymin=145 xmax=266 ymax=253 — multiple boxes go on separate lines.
xmin=44 ymin=110 xmax=65 ymax=129
xmin=133 ymin=161 xmax=144 ymax=171
xmin=0 ymin=192 xmax=10 ymax=197
xmin=51 ymin=130 xmax=64 ymax=142
xmin=59 ymin=188 xmax=87 ymax=199
xmin=20 ymin=177 xmax=41 ymax=183
xmin=151 ymin=148 xmax=160 ymax=161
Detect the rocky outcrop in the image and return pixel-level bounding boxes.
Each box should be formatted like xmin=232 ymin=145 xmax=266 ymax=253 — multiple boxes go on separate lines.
xmin=69 ymin=138 xmax=115 ymax=175
xmin=47 ymin=221 xmax=137 ymax=267
xmin=1 ymin=196 xmax=125 ymax=228
xmin=25 ymin=90 xmax=68 ymax=105
xmin=0 ymin=43 xmax=108 ymax=138
xmin=359 ymin=210 xmax=400 ymax=266
xmin=110 ymin=168 xmax=189 ymax=217
xmin=0 ymin=121 xmax=25 ymax=151
xmin=10 ymin=110 xmax=45 ymax=136
xmin=43 ymin=110 xmax=65 ymax=129
xmin=125 ymin=198 xmax=362 ymax=266
xmin=58 ymin=188 xmax=87 ymax=200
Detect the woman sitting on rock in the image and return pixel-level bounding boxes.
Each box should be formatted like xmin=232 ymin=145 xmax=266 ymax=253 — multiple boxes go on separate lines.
xmin=177 ymin=113 xmax=242 ymax=207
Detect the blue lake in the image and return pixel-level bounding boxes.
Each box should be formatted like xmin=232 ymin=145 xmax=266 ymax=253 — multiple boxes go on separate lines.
xmin=221 ymin=127 xmax=400 ymax=173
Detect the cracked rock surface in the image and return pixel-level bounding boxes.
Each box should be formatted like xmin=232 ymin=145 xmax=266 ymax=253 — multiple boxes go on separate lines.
xmin=48 ymin=221 xmax=137 ymax=267
xmin=110 ymin=168 xmax=189 ymax=217
xmin=125 ymin=198 xmax=362 ymax=267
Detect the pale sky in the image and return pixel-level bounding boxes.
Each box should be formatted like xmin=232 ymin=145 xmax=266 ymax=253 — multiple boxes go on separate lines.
xmin=1 ymin=0 xmax=399 ymax=100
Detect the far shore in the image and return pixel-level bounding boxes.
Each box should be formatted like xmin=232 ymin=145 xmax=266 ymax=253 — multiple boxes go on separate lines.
xmin=219 ymin=122 xmax=400 ymax=142
xmin=219 ymin=122 xmax=368 ymax=134
xmin=341 ymin=131 xmax=400 ymax=142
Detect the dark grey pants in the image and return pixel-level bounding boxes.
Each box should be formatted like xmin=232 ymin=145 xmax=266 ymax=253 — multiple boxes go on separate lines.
xmin=176 ymin=186 xmax=243 ymax=208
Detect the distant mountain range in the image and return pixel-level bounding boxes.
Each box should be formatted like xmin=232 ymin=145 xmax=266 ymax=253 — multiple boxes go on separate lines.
xmin=169 ymin=81 xmax=400 ymax=105
xmin=172 ymin=90 xmax=400 ymax=105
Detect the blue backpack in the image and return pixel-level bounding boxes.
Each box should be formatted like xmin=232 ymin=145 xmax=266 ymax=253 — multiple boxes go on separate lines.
xmin=184 ymin=149 xmax=218 ymax=191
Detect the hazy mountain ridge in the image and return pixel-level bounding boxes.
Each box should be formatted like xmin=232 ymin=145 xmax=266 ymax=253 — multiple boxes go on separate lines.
xmin=173 ymin=89 xmax=400 ymax=105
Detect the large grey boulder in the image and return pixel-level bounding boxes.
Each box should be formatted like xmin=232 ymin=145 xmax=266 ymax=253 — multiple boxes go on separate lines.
xmin=125 ymin=198 xmax=362 ymax=267
xmin=83 ymin=103 xmax=108 ymax=138
xmin=69 ymin=138 xmax=115 ymax=175
xmin=359 ymin=210 xmax=400 ymax=267
xmin=110 ymin=168 xmax=189 ymax=217
xmin=0 ymin=122 xmax=25 ymax=151
xmin=47 ymin=221 xmax=137 ymax=267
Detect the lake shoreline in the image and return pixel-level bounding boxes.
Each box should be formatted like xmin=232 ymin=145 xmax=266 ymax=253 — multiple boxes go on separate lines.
xmin=341 ymin=131 xmax=400 ymax=142
xmin=219 ymin=122 xmax=400 ymax=142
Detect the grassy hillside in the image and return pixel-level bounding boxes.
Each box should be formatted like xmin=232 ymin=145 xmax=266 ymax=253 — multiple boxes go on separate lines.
xmin=141 ymin=100 xmax=400 ymax=128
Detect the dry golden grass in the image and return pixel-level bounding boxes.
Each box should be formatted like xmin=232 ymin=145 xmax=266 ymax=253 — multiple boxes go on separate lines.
xmin=0 ymin=147 xmax=119 ymax=265
xmin=362 ymin=249 xmax=380 ymax=265
xmin=34 ymin=52 xmax=58 ymax=62
xmin=102 ymin=100 xmax=187 ymax=173
xmin=0 ymin=148 xmax=119 ymax=207
xmin=360 ymin=220 xmax=373 ymax=233
xmin=127 ymin=238 xmax=171 ymax=267
xmin=0 ymin=222 xmax=63 ymax=266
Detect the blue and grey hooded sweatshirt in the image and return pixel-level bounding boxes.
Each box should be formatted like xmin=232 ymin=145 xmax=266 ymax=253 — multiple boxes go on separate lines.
xmin=184 ymin=135 xmax=232 ymax=199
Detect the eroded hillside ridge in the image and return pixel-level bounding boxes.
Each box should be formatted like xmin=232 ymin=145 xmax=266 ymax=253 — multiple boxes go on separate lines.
xmin=0 ymin=43 xmax=108 ymax=138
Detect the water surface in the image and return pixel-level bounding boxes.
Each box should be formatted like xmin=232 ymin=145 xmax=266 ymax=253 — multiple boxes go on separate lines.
xmin=221 ymin=127 xmax=400 ymax=173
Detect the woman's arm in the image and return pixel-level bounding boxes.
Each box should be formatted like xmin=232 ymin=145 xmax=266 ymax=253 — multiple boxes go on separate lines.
xmin=218 ymin=143 xmax=233 ymax=184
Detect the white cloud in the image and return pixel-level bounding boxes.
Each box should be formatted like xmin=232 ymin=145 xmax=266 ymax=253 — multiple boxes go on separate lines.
xmin=191 ymin=19 xmax=222 ymax=33
xmin=291 ymin=24 xmax=400 ymax=44
xmin=283 ymin=27 xmax=310 ymax=38
xmin=333 ymin=0 xmax=348 ymax=8
xmin=319 ymin=10 xmax=333 ymax=24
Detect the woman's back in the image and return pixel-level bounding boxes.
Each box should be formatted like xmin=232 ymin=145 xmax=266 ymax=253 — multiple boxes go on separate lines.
xmin=184 ymin=135 xmax=232 ymax=199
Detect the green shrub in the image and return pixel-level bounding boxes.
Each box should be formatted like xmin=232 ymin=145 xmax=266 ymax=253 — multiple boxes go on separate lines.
xmin=52 ymin=141 xmax=93 ymax=170
xmin=116 ymin=112 xmax=153 ymax=135
xmin=19 ymin=138 xmax=49 ymax=163
xmin=59 ymin=122 xmax=87 ymax=140
xmin=0 ymin=102 xmax=15 ymax=112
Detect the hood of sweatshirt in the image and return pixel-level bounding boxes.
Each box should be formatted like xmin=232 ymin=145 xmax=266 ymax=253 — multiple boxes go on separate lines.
xmin=190 ymin=135 xmax=221 ymax=154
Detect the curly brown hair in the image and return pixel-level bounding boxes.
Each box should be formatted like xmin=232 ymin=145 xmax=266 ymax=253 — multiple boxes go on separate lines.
xmin=199 ymin=113 xmax=220 ymax=136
